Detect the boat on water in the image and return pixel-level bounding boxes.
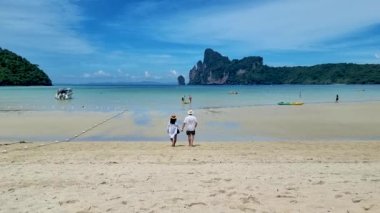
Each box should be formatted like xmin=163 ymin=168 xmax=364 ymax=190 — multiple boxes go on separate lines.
xmin=55 ymin=88 xmax=73 ymax=100
xmin=277 ymin=101 xmax=304 ymax=106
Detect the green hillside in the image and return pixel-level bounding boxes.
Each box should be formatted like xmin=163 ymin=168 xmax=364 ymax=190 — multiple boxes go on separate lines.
xmin=0 ymin=48 xmax=52 ymax=86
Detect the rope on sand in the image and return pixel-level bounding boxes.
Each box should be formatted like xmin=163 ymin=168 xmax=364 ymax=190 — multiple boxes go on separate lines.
xmin=1 ymin=109 xmax=128 ymax=153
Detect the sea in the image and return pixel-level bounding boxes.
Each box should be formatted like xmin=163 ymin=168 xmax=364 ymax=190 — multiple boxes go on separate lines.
xmin=1 ymin=84 xmax=380 ymax=113
xmin=1 ymin=84 xmax=380 ymax=142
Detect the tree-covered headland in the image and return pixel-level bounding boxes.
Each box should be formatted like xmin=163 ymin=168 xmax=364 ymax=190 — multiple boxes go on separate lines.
xmin=0 ymin=48 xmax=52 ymax=86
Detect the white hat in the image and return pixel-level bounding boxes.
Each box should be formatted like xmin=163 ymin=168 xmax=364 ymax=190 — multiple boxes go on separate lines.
xmin=187 ymin=109 xmax=193 ymax=115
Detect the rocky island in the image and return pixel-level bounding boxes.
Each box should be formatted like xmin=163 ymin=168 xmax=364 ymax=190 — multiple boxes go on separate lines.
xmin=188 ymin=48 xmax=380 ymax=85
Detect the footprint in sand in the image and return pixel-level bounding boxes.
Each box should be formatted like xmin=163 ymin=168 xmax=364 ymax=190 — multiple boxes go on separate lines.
xmin=240 ymin=195 xmax=260 ymax=204
xmin=107 ymin=196 xmax=121 ymax=201
xmin=172 ymin=197 xmax=184 ymax=203
xmin=201 ymin=177 xmax=222 ymax=184
xmin=363 ymin=204 xmax=375 ymax=211
xmin=236 ymin=205 xmax=257 ymax=213
xmin=227 ymin=191 xmax=237 ymax=197
xmin=276 ymin=195 xmax=296 ymax=199
xmin=185 ymin=202 xmax=207 ymax=208
xmin=58 ymin=200 xmax=79 ymax=206
xmin=312 ymin=180 xmax=325 ymax=185
xmin=352 ymin=197 xmax=363 ymax=203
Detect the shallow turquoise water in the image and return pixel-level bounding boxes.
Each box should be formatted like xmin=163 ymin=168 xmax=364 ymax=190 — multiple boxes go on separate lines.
xmin=1 ymin=84 xmax=380 ymax=142
xmin=1 ymin=84 xmax=379 ymax=113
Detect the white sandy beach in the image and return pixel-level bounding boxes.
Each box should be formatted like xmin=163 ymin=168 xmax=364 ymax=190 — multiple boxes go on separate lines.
xmin=1 ymin=102 xmax=380 ymax=212
xmin=1 ymin=142 xmax=380 ymax=212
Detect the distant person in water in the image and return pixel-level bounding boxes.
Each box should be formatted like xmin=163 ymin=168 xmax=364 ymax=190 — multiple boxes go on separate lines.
xmin=189 ymin=95 xmax=192 ymax=103
xmin=167 ymin=115 xmax=180 ymax=147
xmin=336 ymin=94 xmax=339 ymax=103
xmin=182 ymin=110 xmax=198 ymax=147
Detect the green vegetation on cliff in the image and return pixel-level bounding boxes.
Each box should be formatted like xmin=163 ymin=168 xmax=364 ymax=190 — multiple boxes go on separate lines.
xmin=189 ymin=49 xmax=380 ymax=85
xmin=0 ymin=48 xmax=52 ymax=86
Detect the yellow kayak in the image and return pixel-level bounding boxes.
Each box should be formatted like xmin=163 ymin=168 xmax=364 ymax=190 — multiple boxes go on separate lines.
xmin=278 ymin=101 xmax=304 ymax=105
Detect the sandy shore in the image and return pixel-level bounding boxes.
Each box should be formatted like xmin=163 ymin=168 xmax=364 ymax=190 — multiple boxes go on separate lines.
xmin=1 ymin=102 xmax=380 ymax=212
xmin=1 ymin=102 xmax=380 ymax=142
xmin=1 ymin=141 xmax=380 ymax=212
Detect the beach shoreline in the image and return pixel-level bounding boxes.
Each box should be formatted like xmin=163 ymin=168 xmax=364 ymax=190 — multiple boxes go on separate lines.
xmin=1 ymin=101 xmax=380 ymax=143
xmin=1 ymin=141 xmax=380 ymax=212
xmin=1 ymin=101 xmax=380 ymax=211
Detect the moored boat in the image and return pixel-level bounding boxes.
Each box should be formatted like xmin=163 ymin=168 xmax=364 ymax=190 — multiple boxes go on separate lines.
xmin=55 ymin=88 xmax=73 ymax=100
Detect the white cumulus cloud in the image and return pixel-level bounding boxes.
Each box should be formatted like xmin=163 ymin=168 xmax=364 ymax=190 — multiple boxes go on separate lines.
xmin=170 ymin=69 xmax=178 ymax=76
xmin=0 ymin=0 xmax=94 ymax=54
xmin=144 ymin=71 xmax=151 ymax=78
xmin=158 ymin=0 xmax=380 ymax=50
xmin=83 ymin=70 xmax=111 ymax=78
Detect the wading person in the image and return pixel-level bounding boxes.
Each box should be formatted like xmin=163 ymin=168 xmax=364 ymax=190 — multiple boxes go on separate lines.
xmin=167 ymin=115 xmax=179 ymax=147
xmin=182 ymin=110 xmax=198 ymax=147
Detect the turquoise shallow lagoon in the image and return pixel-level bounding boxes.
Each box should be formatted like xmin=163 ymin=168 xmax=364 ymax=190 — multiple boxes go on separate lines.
xmin=1 ymin=84 xmax=380 ymax=143
xmin=1 ymin=84 xmax=379 ymax=113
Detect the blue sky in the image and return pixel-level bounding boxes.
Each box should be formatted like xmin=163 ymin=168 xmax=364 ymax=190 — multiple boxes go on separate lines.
xmin=1 ymin=0 xmax=380 ymax=84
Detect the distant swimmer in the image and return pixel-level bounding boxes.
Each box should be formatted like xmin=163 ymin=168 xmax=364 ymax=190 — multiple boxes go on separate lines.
xmin=229 ymin=91 xmax=238 ymax=95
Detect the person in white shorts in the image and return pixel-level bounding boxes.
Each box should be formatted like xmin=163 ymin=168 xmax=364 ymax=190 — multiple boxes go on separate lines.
xmin=167 ymin=115 xmax=179 ymax=147
xmin=181 ymin=110 xmax=198 ymax=147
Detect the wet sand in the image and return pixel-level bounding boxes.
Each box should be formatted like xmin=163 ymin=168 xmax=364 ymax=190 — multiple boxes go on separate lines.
xmin=1 ymin=102 xmax=380 ymax=142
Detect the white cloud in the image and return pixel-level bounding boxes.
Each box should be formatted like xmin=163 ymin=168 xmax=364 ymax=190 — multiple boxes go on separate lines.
xmin=170 ymin=69 xmax=178 ymax=76
xmin=158 ymin=0 xmax=380 ymax=50
xmin=94 ymin=70 xmax=111 ymax=77
xmin=83 ymin=73 xmax=91 ymax=78
xmin=0 ymin=0 xmax=94 ymax=54
xmin=143 ymin=71 xmax=164 ymax=80
xmin=82 ymin=69 xmax=165 ymax=82
xmin=83 ymin=70 xmax=111 ymax=78
xmin=144 ymin=71 xmax=151 ymax=78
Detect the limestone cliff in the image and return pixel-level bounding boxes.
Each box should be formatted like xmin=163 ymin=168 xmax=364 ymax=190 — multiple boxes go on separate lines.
xmin=188 ymin=48 xmax=263 ymax=85
xmin=188 ymin=49 xmax=380 ymax=84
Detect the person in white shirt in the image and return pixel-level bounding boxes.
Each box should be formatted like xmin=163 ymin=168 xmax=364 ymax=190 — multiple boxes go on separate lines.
xmin=181 ymin=110 xmax=198 ymax=147
xmin=167 ymin=115 xmax=179 ymax=147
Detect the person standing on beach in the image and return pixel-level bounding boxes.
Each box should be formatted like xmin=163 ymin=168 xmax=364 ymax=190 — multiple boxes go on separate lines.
xmin=167 ymin=115 xmax=180 ymax=147
xmin=182 ymin=110 xmax=198 ymax=147
xmin=336 ymin=94 xmax=339 ymax=103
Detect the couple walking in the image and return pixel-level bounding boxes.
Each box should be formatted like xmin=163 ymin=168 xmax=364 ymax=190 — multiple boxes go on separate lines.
xmin=167 ymin=110 xmax=198 ymax=147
